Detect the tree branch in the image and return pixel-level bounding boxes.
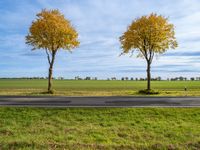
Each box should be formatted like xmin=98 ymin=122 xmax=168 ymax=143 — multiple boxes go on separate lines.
xmin=142 ymin=39 xmax=149 ymax=61
xmin=150 ymin=50 xmax=154 ymax=64
xmin=45 ymin=49 xmax=51 ymax=65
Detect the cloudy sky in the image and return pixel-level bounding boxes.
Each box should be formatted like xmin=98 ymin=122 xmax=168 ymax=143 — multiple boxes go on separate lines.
xmin=0 ymin=0 xmax=200 ymax=79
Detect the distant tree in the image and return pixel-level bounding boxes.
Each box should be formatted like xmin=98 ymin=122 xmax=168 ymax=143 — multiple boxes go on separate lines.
xmin=130 ymin=77 xmax=134 ymax=80
xmin=120 ymin=13 xmax=178 ymax=93
xmin=157 ymin=76 xmax=161 ymax=81
xmin=111 ymin=77 xmax=116 ymax=80
xmin=75 ymin=76 xmax=79 ymax=80
xmin=58 ymin=77 xmax=64 ymax=80
xmin=26 ymin=9 xmax=79 ymax=93
xmin=179 ymin=76 xmax=184 ymax=81
xmin=139 ymin=78 xmax=145 ymax=81
xmin=85 ymin=77 xmax=91 ymax=80
xmin=190 ymin=77 xmax=195 ymax=81
xmin=121 ymin=77 xmax=125 ymax=81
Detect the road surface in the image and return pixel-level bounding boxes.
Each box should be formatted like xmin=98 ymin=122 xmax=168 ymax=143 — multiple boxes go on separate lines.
xmin=0 ymin=96 xmax=200 ymax=107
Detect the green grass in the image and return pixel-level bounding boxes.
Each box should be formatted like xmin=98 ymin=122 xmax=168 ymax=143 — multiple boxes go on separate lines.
xmin=1 ymin=80 xmax=200 ymax=149
xmin=0 ymin=79 xmax=200 ymax=96
xmin=0 ymin=108 xmax=199 ymax=149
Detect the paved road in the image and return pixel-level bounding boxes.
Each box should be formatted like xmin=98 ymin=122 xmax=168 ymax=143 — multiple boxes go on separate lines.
xmin=0 ymin=96 xmax=200 ymax=107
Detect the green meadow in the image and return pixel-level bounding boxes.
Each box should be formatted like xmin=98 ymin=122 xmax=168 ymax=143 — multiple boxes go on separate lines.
xmin=0 ymin=108 xmax=200 ymax=149
xmin=0 ymin=79 xmax=200 ymax=96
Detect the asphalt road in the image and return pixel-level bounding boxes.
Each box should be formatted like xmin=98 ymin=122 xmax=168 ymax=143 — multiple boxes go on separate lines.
xmin=0 ymin=96 xmax=200 ymax=107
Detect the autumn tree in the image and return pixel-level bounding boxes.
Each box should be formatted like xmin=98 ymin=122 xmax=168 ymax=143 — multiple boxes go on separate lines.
xmin=26 ymin=9 xmax=79 ymax=93
xmin=120 ymin=13 xmax=177 ymax=93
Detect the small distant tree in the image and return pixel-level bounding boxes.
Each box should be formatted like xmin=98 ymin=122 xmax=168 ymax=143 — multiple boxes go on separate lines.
xmin=75 ymin=76 xmax=79 ymax=80
xmin=157 ymin=76 xmax=161 ymax=81
xmin=190 ymin=77 xmax=195 ymax=81
xmin=111 ymin=77 xmax=116 ymax=80
xmin=85 ymin=77 xmax=91 ymax=80
xmin=179 ymin=76 xmax=184 ymax=81
xmin=120 ymin=13 xmax=178 ymax=93
xmin=26 ymin=9 xmax=79 ymax=93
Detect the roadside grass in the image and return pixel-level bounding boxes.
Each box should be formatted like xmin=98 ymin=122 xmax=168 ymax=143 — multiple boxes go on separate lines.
xmin=0 ymin=79 xmax=200 ymax=96
xmin=0 ymin=89 xmax=198 ymax=96
xmin=0 ymin=108 xmax=200 ymax=149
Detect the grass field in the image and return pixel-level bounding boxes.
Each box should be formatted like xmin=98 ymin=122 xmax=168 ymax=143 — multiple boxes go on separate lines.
xmin=0 ymin=108 xmax=200 ymax=149
xmin=0 ymin=79 xmax=200 ymax=96
xmin=0 ymin=80 xmax=200 ymax=149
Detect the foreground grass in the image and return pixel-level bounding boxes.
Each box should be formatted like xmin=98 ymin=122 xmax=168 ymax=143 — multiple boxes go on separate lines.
xmin=0 ymin=79 xmax=200 ymax=96
xmin=0 ymin=108 xmax=200 ymax=149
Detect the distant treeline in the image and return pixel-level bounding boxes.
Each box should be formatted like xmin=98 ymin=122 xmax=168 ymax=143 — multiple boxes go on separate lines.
xmin=75 ymin=76 xmax=200 ymax=81
xmin=1 ymin=76 xmax=200 ymax=81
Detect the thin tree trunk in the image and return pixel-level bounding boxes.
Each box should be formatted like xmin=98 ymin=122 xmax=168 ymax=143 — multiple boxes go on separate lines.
xmin=147 ymin=61 xmax=151 ymax=93
xmin=48 ymin=51 xmax=56 ymax=93
xmin=48 ymin=65 xmax=53 ymax=92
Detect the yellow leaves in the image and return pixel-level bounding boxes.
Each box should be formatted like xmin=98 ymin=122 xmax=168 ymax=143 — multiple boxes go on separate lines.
xmin=26 ymin=9 xmax=80 ymax=52
xmin=120 ymin=13 xmax=178 ymax=61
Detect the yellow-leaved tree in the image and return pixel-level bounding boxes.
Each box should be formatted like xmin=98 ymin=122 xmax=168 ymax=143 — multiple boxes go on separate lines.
xmin=26 ymin=9 xmax=79 ymax=93
xmin=120 ymin=13 xmax=178 ymax=94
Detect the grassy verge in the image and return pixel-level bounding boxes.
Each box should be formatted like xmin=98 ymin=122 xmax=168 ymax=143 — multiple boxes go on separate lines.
xmin=0 ymin=79 xmax=200 ymax=96
xmin=0 ymin=89 xmax=196 ymax=96
xmin=0 ymin=108 xmax=200 ymax=149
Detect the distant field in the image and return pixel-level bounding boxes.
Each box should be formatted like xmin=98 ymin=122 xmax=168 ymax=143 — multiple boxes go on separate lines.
xmin=0 ymin=79 xmax=200 ymax=96
xmin=0 ymin=108 xmax=200 ymax=149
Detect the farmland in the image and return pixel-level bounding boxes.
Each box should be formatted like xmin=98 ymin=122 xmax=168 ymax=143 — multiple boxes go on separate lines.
xmin=0 ymin=79 xmax=200 ymax=96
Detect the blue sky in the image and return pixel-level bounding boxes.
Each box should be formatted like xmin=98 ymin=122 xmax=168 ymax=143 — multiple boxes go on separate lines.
xmin=1 ymin=0 xmax=200 ymax=79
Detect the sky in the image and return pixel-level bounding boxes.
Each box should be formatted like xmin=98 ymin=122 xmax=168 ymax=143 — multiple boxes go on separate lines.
xmin=1 ymin=0 xmax=200 ymax=79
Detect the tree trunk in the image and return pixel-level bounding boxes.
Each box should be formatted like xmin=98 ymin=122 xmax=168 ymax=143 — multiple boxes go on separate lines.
xmin=147 ymin=61 xmax=151 ymax=93
xmin=48 ymin=51 xmax=56 ymax=93
xmin=48 ymin=65 xmax=53 ymax=92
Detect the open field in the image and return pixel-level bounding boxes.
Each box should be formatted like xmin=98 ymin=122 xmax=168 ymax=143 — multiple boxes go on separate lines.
xmin=0 ymin=108 xmax=200 ymax=149
xmin=0 ymin=79 xmax=200 ymax=96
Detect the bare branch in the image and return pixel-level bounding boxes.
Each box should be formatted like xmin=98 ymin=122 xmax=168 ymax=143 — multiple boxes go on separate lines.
xmin=45 ymin=49 xmax=51 ymax=65
xmin=150 ymin=50 xmax=154 ymax=64
xmin=142 ymin=39 xmax=149 ymax=62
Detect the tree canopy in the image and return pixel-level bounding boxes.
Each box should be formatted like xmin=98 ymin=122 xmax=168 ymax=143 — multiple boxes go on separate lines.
xmin=120 ymin=13 xmax=178 ymax=64
xmin=26 ymin=9 xmax=79 ymax=52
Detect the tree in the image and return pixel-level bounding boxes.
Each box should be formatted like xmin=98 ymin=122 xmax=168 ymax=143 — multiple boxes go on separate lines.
xmin=26 ymin=9 xmax=79 ymax=93
xmin=119 ymin=13 xmax=177 ymax=93
xmin=85 ymin=77 xmax=91 ymax=80
xmin=190 ymin=77 xmax=195 ymax=81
